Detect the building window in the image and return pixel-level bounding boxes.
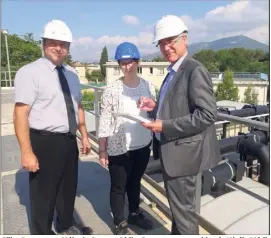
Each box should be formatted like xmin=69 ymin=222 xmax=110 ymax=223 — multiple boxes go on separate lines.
xmin=113 ymin=67 xmax=120 ymax=75
xmin=137 ymin=67 xmax=142 ymax=74
xmin=150 ymin=67 xmax=153 ymax=74
xmin=158 ymin=68 xmax=164 ymax=75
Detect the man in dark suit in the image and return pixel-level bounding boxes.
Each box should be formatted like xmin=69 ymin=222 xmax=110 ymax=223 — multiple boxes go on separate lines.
xmin=139 ymin=15 xmax=221 ymax=235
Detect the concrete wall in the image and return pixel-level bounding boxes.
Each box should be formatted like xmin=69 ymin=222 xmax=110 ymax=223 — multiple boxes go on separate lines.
xmin=73 ymin=64 xmax=101 ymax=84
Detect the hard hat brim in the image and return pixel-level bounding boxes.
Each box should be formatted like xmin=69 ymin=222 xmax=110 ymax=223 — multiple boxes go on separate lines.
xmin=41 ymin=36 xmax=72 ymax=43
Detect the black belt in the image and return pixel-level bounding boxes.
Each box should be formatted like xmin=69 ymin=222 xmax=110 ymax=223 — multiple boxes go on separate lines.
xmin=30 ymin=128 xmax=76 ymax=137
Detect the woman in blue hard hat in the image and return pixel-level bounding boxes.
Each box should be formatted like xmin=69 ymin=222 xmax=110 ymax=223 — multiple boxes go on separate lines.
xmin=98 ymin=42 xmax=155 ymax=235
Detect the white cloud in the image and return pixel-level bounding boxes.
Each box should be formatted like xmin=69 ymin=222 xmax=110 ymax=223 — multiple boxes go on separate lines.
xmin=70 ymin=0 xmax=269 ymax=61
xmin=183 ymin=0 xmax=269 ymax=44
xmin=122 ymin=15 xmax=140 ymax=26
xmin=70 ymin=32 xmax=156 ymax=62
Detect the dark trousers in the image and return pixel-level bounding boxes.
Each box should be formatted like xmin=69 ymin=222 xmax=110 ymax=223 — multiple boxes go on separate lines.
xmin=108 ymin=144 xmax=150 ymax=225
xmin=163 ymin=173 xmax=199 ymax=235
xmin=29 ymin=129 xmax=79 ymax=234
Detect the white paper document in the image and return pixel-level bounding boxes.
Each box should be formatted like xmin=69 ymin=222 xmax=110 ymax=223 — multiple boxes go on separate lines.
xmin=110 ymin=111 xmax=151 ymax=123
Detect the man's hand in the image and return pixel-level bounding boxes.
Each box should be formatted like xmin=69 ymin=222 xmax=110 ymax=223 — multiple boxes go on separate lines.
xmin=21 ymin=152 xmax=39 ymax=172
xmin=99 ymin=151 xmax=109 ymax=168
xmin=137 ymin=96 xmax=156 ymax=111
xmin=141 ymin=120 xmax=163 ymax=132
xmin=81 ymin=137 xmax=91 ymax=155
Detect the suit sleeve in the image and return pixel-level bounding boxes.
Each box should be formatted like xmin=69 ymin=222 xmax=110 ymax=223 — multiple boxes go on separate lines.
xmin=162 ymin=65 xmax=217 ymax=139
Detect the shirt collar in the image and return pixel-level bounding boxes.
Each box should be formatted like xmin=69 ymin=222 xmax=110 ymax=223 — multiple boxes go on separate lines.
xmin=168 ymin=52 xmax=188 ymax=73
xmin=42 ymin=57 xmax=65 ymax=72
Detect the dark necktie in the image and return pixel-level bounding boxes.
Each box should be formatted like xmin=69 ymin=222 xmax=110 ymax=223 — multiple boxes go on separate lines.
xmin=56 ymin=66 xmax=77 ymax=135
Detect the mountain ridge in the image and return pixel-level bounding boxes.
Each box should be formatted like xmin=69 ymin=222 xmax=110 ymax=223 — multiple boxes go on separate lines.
xmin=143 ymin=35 xmax=269 ymax=60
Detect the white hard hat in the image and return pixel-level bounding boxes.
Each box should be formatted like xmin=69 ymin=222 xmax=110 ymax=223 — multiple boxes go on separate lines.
xmin=152 ymin=15 xmax=188 ymax=43
xmin=41 ymin=20 xmax=73 ymax=43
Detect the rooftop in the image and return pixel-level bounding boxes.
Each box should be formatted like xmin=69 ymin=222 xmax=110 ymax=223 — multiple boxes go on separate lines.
xmin=217 ymin=100 xmax=250 ymax=110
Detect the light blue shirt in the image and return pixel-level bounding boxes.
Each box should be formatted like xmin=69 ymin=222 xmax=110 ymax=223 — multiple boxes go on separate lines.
xmin=14 ymin=57 xmax=82 ymax=133
xmin=156 ymin=52 xmax=188 ymax=140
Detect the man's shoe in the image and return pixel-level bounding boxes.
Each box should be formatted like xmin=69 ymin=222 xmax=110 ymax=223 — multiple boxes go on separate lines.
xmin=128 ymin=210 xmax=153 ymax=230
xmin=58 ymin=225 xmax=93 ymax=235
xmin=72 ymin=219 xmax=93 ymax=235
xmin=78 ymin=226 xmax=93 ymax=235
xmin=58 ymin=225 xmax=81 ymax=235
xmin=114 ymin=220 xmax=131 ymax=235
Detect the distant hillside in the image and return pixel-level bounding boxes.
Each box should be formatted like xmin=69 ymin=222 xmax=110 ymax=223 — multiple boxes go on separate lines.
xmin=143 ymin=35 xmax=269 ymax=60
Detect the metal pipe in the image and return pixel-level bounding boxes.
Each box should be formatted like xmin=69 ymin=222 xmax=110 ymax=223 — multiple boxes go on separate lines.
xmin=219 ymin=136 xmax=240 ymax=154
xmin=215 ymin=113 xmax=269 ymax=125
xmin=219 ymin=130 xmax=267 ymax=154
xmin=146 ymin=130 xmax=268 ymax=175
xmin=217 ymin=112 xmax=269 ymax=131
xmin=238 ymin=139 xmax=270 ymax=185
xmin=222 ymin=123 xmax=228 ymax=138
xmin=210 ymin=161 xmax=236 ymax=187
xmin=218 ymin=105 xmax=269 ymax=118
xmin=223 ymin=130 xmax=268 ymax=153
xmin=4 ymin=33 xmax=12 ymax=88
xmin=242 ymin=105 xmax=269 ymax=115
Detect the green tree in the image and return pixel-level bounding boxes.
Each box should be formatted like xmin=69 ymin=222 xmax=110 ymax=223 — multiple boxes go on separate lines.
xmin=64 ymin=54 xmax=73 ymax=65
xmin=193 ymin=49 xmax=220 ymax=72
xmin=215 ymin=69 xmax=239 ymax=101
xmin=243 ymin=84 xmax=259 ymax=105
xmin=1 ymin=33 xmax=42 ymax=72
xmin=81 ymin=91 xmax=95 ymax=111
xmin=99 ymin=46 xmax=108 ymax=79
xmin=152 ymin=56 xmax=164 ymax=62
xmin=86 ymin=69 xmax=103 ymax=83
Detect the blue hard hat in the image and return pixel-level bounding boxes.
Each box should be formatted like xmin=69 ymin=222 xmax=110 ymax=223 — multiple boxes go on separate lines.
xmin=114 ymin=42 xmax=141 ymax=61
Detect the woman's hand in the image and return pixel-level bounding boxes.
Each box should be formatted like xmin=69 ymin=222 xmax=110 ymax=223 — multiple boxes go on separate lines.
xmin=99 ymin=151 xmax=109 ymax=168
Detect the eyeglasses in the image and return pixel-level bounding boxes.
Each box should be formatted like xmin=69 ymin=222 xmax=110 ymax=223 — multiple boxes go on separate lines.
xmin=119 ymin=61 xmax=136 ymax=68
xmin=156 ymin=34 xmax=184 ymax=48
xmin=44 ymin=40 xmax=69 ymax=49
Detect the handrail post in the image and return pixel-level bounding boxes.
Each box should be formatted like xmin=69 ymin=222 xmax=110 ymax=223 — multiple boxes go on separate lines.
xmin=217 ymin=112 xmax=269 ymax=132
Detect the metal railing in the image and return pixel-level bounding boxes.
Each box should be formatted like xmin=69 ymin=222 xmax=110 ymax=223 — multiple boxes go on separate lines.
xmin=217 ymin=113 xmax=269 ymax=132
xmin=210 ymin=72 xmax=268 ymax=81
xmin=82 ymin=85 xmax=269 ymax=137
xmin=81 ymin=84 xmax=270 ymax=235
xmin=0 ymin=71 xmax=17 ymax=87
xmin=1 ymin=85 xmax=269 ymax=234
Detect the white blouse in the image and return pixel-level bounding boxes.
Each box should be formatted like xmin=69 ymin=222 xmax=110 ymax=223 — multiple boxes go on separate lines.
xmin=122 ymin=80 xmax=152 ymax=150
xmin=98 ymin=77 xmax=156 ymax=156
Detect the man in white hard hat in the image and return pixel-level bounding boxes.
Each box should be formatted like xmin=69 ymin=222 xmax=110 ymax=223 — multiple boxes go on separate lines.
xmin=13 ymin=20 xmax=93 ymax=235
xmin=139 ymin=15 xmax=221 ymax=234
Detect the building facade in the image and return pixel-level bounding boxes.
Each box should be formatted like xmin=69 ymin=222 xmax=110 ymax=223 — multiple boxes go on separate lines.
xmin=71 ymin=62 xmax=100 ymax=84
xmin=105 ymin=61 xmax=168 ymax=88
xmin=105 ymin=61 xmax=269 ymax=105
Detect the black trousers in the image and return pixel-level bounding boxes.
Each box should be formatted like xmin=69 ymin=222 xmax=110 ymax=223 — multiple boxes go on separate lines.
xmin=108 ymin=144 xmax=150 ymax=225
xmin=29 ymin=129 xmax=79 ymax=234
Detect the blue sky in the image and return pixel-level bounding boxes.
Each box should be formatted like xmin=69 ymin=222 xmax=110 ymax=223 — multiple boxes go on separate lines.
xmin=3 ymin=1 xmax=232 ymax=39
xmin=2 ymin=0 xmax=269 ymax=61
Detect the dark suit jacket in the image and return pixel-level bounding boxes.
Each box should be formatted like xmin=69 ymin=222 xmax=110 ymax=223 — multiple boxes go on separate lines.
xmin=152 ymin=55 xmax=221 ymax=177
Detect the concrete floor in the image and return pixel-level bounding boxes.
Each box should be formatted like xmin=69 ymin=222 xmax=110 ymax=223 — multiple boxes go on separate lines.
xmin=0 ymin=91 xmax=169 ymax=235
